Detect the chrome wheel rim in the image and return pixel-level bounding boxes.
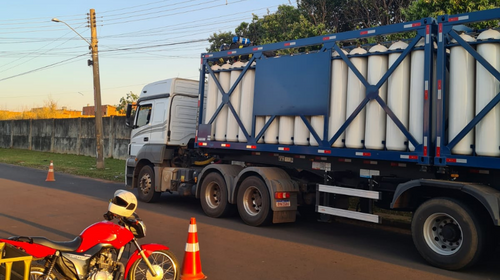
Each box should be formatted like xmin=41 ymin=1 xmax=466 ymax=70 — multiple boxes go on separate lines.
xmin=133 ymin=251 xmax=177 ymax=280
xmin=139 ymin=172 xmax=152 ymax=194
xmin=242 ymin=186 xmax=262 ymax=216
xmin=423 ymin=213 xmax=463 ymax=255
xmin=204 ymin=182 xmax=221 ymax=209
xmin=31 ymin=270 xmax=55 ymax=280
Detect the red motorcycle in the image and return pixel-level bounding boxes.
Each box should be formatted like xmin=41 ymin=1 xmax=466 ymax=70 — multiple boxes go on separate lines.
xmin=0 ymin=190 xmax=179 ymax=280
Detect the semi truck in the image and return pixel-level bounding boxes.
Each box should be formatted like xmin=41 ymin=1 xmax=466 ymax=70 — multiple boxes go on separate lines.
xmin=125 ymin=8 xmax=500 ymax=270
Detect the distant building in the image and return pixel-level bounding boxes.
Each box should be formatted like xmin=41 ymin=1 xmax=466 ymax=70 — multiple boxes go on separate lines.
xmin=82 ymin=105 xmax=121 ymax=116
xmin=30 ymin=107 xmax=82 ymax=118
xmin=58 ymin=107 xmax=82 ymax=117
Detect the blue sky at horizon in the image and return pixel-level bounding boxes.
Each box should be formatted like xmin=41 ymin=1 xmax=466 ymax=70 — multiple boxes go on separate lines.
xmin=0 ymin=0 xmax=294 ymax=111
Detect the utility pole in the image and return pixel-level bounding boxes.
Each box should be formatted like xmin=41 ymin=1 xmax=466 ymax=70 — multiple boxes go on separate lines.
xmin=90 ymin=9 xmax=105 ymax=169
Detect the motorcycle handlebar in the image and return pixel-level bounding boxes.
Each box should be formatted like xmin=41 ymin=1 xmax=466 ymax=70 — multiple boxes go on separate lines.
xmin=103 ymin=211 xmax=141 ymax=224
xmin=103 ymin=211 xmax=115 ymax=221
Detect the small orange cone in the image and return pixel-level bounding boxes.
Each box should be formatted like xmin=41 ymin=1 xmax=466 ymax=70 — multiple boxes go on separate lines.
xmin=45 ymin=161 xmax=55 ymax=182
xmin=180 ymin=217 xmax=207 ymax=280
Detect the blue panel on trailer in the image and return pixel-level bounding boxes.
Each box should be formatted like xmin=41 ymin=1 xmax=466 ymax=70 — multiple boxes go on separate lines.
xmin=253 ymin=52 xmax=331 ymax=116
xmin=197 ymin=124 xmax=211 ymax=142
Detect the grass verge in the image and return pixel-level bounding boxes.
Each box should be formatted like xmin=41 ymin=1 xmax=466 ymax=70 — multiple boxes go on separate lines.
xmin=0 ymin=148 xmax=125 ymax=182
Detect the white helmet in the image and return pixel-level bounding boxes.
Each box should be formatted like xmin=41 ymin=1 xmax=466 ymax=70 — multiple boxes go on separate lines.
xmin=108 ymin=190 xmax=137 ymax=217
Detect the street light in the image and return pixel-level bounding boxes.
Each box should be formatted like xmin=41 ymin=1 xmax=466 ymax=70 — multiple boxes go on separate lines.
xmin=51 ymin=18 xmax=91 ymax=45
xmin=52 ymin=10 xmax=105 ymax=169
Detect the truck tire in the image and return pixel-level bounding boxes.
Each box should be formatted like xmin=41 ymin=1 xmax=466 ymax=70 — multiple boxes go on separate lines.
xmin=411 ymin=197 xmax=487 ymax=270
xmin=200 ymin=172 xmax=232 ymax=218
xmin=137 ymin=165 xmax=161 ymax=203
xmin=237 ymin=176 xmax=272 ymax=226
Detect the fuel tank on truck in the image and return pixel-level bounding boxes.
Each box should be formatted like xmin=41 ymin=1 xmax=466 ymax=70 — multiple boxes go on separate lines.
xmin=476 ymin=29 xmax=500 ymax=157
xmin=386 ymin=41 xmax=410 ymax=151
xmin=329 ymin=50 xmax=348 ymax=148
xmin=206 ymin=64 xmax=220 ymax=140
xmin=365 ymin=44 xmax=388 ymax=150
xmin=345 ymin=47 xmax=368 ymax=149
xmin=226 ymin=61 xmax=244 ymax=142
xmin=449 ymin=34 xmax=476 ymax=155
xmin=215 ymin=63 xmax=231 ymax=141
xmin=239 ymin=61 xmax=256 ymax=142
xmin=409 ymin=39 xmax=425 ymax=151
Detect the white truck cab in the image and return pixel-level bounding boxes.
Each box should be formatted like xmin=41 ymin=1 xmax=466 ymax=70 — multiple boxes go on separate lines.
xmin=125 ymin=78 xmax=202 ymax=196
xmin=127 ymin=78 xmax=200 ymax=157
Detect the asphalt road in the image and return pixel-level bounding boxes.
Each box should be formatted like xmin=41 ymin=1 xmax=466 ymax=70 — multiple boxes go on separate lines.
xmin=0 ymin=163 xmax=499 ymax=280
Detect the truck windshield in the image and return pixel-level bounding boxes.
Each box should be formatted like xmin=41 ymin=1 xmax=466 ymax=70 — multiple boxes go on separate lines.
xmin=136 ymin=105 xmax=152 ymax=127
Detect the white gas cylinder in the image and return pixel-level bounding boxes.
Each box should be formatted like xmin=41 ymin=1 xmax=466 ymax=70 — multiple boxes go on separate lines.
xmin=345 ymin=47 xmax=368 ymax=149
xmin=206 ymin=64 xmax=220 ymax=140
xmin=329 ymin=50 xmax=349 ymax=148
xmin=408 ymin=39 xmax=425 ymax=151
xmin=214 ymin=63 xmax=232 ymax=141
xmin=255 ymin=116 xmax=265 ymax=143
xmin=309 ymin=116 xmax=324 ymax=146
xmin=365 ymin=44 xmax=388 ymax=150
xmin=226 ymin=61 xmax=244 ymax=142
xmin=264 ymin=116 xmax=279 ymax=144
xmin=239 ymin=62 xmax=256 ymax=142
xmin=294 ymin=116 xmax=310 ymax=146
xmin=476 ymin=29 xmax=500 ymax=157
xmin=449 ymin=34 xmax=476 ymax=155
xmin=279 ymin=116 xmax=294 ymax=145
xmin=386 ymin=41 xmax=410 ymax=151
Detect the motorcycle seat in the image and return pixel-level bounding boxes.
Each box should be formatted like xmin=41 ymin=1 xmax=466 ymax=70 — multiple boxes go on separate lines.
xmin=31 ymin=236 xmax=82 ymax=252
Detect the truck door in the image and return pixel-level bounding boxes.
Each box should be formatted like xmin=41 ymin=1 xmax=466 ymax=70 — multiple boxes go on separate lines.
xmin=150 ymin=100 xmax=167 ymax=144
xmin=129 ymin=103 xmax=152 ymax=156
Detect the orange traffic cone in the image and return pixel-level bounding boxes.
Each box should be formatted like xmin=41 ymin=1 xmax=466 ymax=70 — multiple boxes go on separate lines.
xmin=45 ymin=161 xmax=55 ymax=182
xmin=180 ymin=217 xmax=207 ymax=280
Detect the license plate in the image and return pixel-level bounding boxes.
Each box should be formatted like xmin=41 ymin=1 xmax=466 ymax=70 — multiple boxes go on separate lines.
xmin=276 ymin=200 xmax=290 ymax=207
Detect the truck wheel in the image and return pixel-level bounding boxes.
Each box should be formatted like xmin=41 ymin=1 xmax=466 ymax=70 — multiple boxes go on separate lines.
xmin=411 ymin=197 xmax=486 ymax=270
xmin=137 ymin=165 xmax=161 ymax=203
xmin=200 ymin=172 xmax=231 ymax=218
xmin=237 ymin=176 xmax=272 ymax=226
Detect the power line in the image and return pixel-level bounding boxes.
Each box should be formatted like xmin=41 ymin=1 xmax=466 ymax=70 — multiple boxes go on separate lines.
xmin=0 ymin=54 xmax=88 ymax=82
xmin=101 ymin=0 xmax=207 ymax=20
xmin=0 ymin=24 xmax=89 ymax=72
xmin=101 ymin=0 xmax=251 ymax=26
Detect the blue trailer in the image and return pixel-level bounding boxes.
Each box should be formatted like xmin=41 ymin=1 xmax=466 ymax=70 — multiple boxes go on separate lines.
xmin=125 ymin=8 xmax=500 ymax=270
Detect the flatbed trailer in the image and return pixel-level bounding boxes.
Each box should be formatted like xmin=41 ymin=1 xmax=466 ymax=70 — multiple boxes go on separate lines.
xmin=126 ymin=8 xmax=500 ymax=270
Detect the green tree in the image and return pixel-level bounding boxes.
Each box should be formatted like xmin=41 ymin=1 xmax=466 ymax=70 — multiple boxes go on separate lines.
xmin=297 ymin=0 xmax=350 ymax=33
xmin=403 ymin=0 xmax=500 ymax=28
xmin=258 ymin=5 xmax=326 ymax=45
xmin=116 ymin=91 xmax=138 ymax=114
xmin=206 ymin=31 xmax=234 ymax=53
xmin=206 ymin=5 xmax=326 ymax=53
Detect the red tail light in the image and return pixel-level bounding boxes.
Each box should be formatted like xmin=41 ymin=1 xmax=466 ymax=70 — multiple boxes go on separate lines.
xmin=274 ymin=192 xmax=290 ymax=199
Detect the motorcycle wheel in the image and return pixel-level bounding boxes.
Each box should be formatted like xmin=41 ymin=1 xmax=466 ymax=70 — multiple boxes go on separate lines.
xmin=128 ymin=250 xmax=180 ymax=280
xmin=30 ymin=261 xmax=65 ymax=280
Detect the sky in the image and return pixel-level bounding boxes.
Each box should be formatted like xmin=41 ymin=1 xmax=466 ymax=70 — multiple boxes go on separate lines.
xmin=0 ymin=0 xmax=295 ymax=111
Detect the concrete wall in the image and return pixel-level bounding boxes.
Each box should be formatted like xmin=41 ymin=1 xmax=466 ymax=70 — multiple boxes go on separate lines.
xmin=0 ymin=116 xmax=132 ymax=160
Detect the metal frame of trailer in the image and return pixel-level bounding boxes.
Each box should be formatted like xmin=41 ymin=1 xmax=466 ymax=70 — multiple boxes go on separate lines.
xmin=196 ymin=16 xmax=435 ymax=166
xmin=196 ymin=8 xmax=500 ymax=172
xmin=434 ymin=8 xmax=500 ymax=169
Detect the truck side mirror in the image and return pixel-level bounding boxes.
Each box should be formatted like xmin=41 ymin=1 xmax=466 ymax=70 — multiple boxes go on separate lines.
xmin=125 ymin=103 xmax=133 ymax=128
